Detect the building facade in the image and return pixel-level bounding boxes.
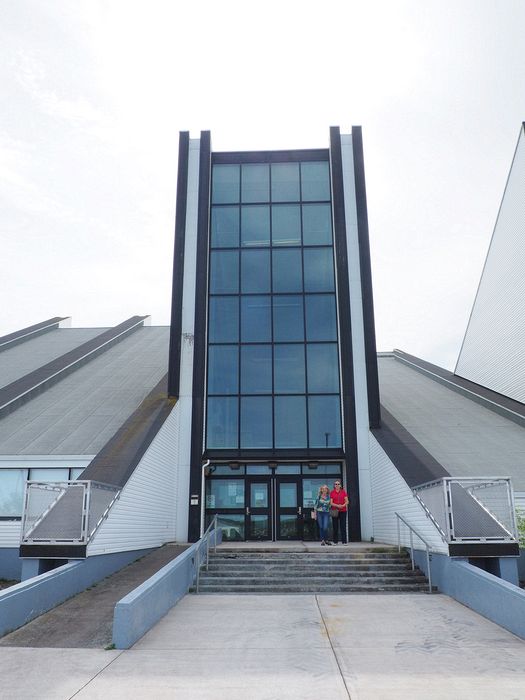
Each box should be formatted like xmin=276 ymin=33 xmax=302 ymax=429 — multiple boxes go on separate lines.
xmin=168 ymin=128 xmax=380 ymax=542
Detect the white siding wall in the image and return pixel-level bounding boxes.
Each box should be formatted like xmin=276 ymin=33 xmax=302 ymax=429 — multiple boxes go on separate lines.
xmin=340 ymin=133 xmax=374 ymax=539
xmin=0 ymin=521 xmax=22 ymax=547
xmin=88 ymin=403 xmax=180 ymax=555
xmin=456 ymin=126 xmax=525 ymax=402
xmin=369 ymin=432 xmax=448 ymax=553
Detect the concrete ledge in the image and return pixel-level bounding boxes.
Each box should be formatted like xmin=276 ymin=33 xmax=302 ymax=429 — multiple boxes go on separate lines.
xmin=113 ymin=530 xmax=222 ymax=649
xmin=414 ymin=549 xmax=525 ymax=639
xmin=0 ymin=548 xmax=154 ymax=638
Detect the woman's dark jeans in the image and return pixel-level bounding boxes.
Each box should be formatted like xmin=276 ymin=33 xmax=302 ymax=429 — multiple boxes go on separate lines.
xmin=317 ymin=511 xmax=330 ymax=541
xmin=332 ymin=512 xmax=347 ymax=543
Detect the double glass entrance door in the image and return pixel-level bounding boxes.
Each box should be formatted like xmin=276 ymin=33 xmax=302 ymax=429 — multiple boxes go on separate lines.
xmin=247 ymin=476 xmax=303 ymax=540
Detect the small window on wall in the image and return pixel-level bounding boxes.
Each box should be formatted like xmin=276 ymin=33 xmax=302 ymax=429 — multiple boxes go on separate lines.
xmin=0 ymin=469 xmax=28 ymax=518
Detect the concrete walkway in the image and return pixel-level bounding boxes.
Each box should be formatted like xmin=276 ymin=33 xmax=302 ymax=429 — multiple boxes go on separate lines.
xmin=1 ymin=593 xmax=524 ymax=699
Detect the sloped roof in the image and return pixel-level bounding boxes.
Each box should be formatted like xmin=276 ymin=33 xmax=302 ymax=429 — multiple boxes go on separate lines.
xmin=0 ymin=326 xmax=169 ymax=456
xmin=378 ymin=353 xmax=525 ymax=491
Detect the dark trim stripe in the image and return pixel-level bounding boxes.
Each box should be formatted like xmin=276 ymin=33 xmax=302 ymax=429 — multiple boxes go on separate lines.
xmin=449 ymin=542 xmax=520 ymax=557
xmin=212 ymin=149 xmax=329 ymax=164
xmin=0 ymin=317 xmax=69 ymax=353
xmin=352 ymin=127 xmax=381 ymax=428
xmin=188 ymin=131 xmax=212 ymax=541
xmin=372 ymin=405 xmax=450 ymax=487
xmin=81 ymin=374 xmax=174 ymax=487
xmin=204 ymin=448 xmax=345 ymax=461
xmin=0 ymin=316 xmax=148 ymax=419
xmin=392 ymin=349 xmax=525 ymax=426
xmin=168 ymin=132 xmax=190 ymax=398
xmin=19 ymin=544 xmax=87 ymax=559
xmin=329 ymin=126 xmax=361 ymax=541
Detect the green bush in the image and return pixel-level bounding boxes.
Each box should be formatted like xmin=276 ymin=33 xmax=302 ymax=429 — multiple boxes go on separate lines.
xmin=517 ymin=508 xmax=525 ymax=548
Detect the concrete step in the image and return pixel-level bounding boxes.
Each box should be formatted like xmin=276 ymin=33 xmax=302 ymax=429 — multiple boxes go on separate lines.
xmin=193 ymin=582 xmax=429 ymax=593
xmin=209 ymin=554 xmax=411 ymax=563
xmin=202 ymin=569 xmax=421 ymax=579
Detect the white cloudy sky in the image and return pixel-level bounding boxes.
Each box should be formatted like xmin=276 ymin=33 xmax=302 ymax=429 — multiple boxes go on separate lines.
xmin=1 ymin=0 xmax=525 ymax=370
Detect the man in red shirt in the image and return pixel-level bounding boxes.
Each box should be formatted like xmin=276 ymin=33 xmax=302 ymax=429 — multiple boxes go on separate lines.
xmin=330 ymin=480 xmax=349 ymax=545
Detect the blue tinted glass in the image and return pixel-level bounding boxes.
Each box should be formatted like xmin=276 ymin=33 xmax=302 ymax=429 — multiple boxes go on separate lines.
xmin=273 ymin=296 xmax=304 ymax=342
xmin=241 ymin=345 xmax=272 ymax=394
xmin=210 ymin=251 xmax=239 ymax=294
xmin=272 ymin=249 xmax=302 ymax=292
xmin=303 ymin=247 xmax=334 ymax=292
xmin=271 ymin=163 xmax=300 ymax=202
xmin=275 ymin=396 xmax=307 ymax=448
xmin=241 ymin=296 xmax=271 ymax=342
xmin=208 ymin=345 xmax=239 ymax=395
xmin=209 ymin=297 xmax=239 ymax=342
xmin=307 ymin=344 xmax=339 ymax=393
xmin=242 ymin=164 xmax=269 ymax=203
xmin=240 ymin=397 xmax=272 ymax=448
xmin=211 ymin=206 xmax=239 ymax=248
xmin=301 ymin=161 xmax=330 ymax=201
xmin=212 ymin=165 xmax=240 ymax=204
xmin=274 ymin=344 xmax=305 ymax=393
xmin=272 ymin=205 xmax=301 ymax=246
xmin=207 ymin=397 xmax=239 ymax=448
xmin=241 ymin=250 xmax=270 ymax=293
xmin=302 ymin=204 xmax=332 ymax=245
xmin=308 ymin=396 xmax=342 ymax=447
xmin=241 ymin=206 xmax=270 ymax=247
xmin=305 ymin=295 xmax=337 ymax=341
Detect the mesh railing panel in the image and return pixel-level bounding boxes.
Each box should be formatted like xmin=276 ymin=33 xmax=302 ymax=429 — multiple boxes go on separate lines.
xmin=414 ymin=482 xmax=448 ymax=537
xmin=87 ymin=484 xmax=119 ymax=536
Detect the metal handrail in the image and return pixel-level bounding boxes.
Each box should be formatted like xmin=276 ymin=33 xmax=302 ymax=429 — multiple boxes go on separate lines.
xmin=194 ymin=514 xmax=219 ymax=594
xmin=395 ymin=512 xmax=433 ymax=594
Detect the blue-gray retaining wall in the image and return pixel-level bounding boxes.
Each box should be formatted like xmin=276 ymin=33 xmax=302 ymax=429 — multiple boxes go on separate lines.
xmin=0 ymin=547 xmax=154 ymax=638
xmin=414 ymin=549 xmax=525 ymax=639
xmin=113 ymin=529 xmax=222 ymax=649
xmin=0 ymin=548 xmax=23 ymax=581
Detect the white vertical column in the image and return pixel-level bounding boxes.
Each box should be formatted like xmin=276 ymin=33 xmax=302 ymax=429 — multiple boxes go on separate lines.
xmin=340 ymin=134 xmax=374 ymax=541
xmin=174 ymin=138 xmax=200 ymax=542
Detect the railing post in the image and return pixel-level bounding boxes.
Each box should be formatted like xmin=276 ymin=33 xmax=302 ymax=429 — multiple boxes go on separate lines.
xmin=426 ymin=546 xmax=432 ymax=594
xmin=396 ymin=515 xmax=401 ymax=552
xmin=410 ymin=530 xmax=414 ymax=570
xmin=214 ymin=514 xmax=218 ymax=553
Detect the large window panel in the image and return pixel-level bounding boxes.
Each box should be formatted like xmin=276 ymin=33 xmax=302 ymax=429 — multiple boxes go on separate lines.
xmin=274 ymin=344 xmax=305 ymax=393
xmin=307 ymin=344 xmax=340 ymax=393
xmin=207 ymin=397 xmax=239 ymax=448
xmin=241 ymin=250 xmax=270 ymax=293
xmin=275 ymin=396 xmax=307 ymax=448
xmin=240 ymin=397 xmax=272 ymax=448
xmin=308 ymin=396 xmax=342 ymax=448
xmin=206 ymin=479 xmax=244 ymax=509
xmin=305 ymin=294 xmax=337 ymax=341
xmin=210 ymin=250 xmax=239 ymax=294
xmin=273 ymin=295 xmax=304 ymax=342
xmin=208 ymin=345 xmax=239 ymax=395
xmin=302 ymin=204 xmax=333 ymax=245
xmin=212 ymin=164 xmax=240 ymax=204
xmin=211 ymin=206 xmax=239 ymax=248
xmin=271 ymin=205 xmax=301 ymax=246
xmin=209 ymin=297 xmax=239 ymax=343
xmin=271 ymin=163 xmax=300 ymax=202
xmin=241 ymin=345 xmax=272 ymax=394
xmin=241 ymin=205 xmax=270 ymax=247
xmin=241 ymin=296 xmax=271 ymax=342
xmin=272 ymin=249 xmax=302 ymax=293
xmin=0 ymin=469 xmax=28 ymax=517
xmin=241 ymin=164 xmax=269 ymax=203
xmin=301 ymin=161 xmax=330 ymax=201
xmin=303 ymin=247 xmax=335 ymax=292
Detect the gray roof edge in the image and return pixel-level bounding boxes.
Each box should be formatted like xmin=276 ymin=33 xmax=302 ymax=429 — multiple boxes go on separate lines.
xmin=389 ymin=349 xmax=525 ymax=429
xmin=0 ymin=317 xmax=71 ymax=353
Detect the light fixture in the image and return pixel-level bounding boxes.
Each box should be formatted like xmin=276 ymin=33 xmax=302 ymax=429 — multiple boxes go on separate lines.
xmin=307 ymin=461 xmax=319 ymax=470
xmin=229 ymin=462 xmax=241 ymax=470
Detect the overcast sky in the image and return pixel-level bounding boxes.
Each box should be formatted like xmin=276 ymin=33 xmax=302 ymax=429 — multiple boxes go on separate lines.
xmin=1 ymin=0 xmax=525 ymax=370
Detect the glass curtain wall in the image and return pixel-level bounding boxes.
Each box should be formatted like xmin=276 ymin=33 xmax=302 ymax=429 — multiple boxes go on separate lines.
xmin=206 ymin=159 xmax=342 ymax=451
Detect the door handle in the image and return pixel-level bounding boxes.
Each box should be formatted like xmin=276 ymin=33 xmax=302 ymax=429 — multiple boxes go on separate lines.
xmin=298 ymin=506 xmax=302 ymax=515
xmin=246 ymin=507 xmax=250 ymax=515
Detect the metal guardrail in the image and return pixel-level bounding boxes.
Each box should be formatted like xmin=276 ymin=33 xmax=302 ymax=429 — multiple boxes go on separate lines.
xmin=20 ymin=480 xmax=120 ymax=545
xmin=395 ymin=512 xmax=433 ymax=594
xmin=193 ymin=514 xmax=219 ymax=593
xmin=413 ymin=477 xmax=518 ymax=544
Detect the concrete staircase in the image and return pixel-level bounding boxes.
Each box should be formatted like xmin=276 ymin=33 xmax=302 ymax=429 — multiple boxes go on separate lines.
xmin=194 ymin=546 xmax=430 ymax=593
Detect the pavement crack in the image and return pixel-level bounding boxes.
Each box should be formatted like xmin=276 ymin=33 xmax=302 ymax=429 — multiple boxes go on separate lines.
xmin=68 ymin=649 xmax=125 ymax=699
xmin=315 ymin=595 xmax=353 ymax=700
